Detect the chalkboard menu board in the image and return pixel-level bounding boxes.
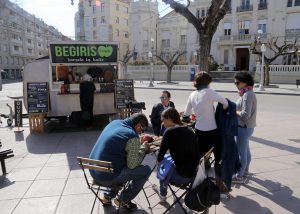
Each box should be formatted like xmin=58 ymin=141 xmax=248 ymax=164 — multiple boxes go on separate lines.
xmin=100 ymin=83 xmax=115 ymax=93
xmin=27 ymin=82 xmax=49 ymax=113
xmin=115 ymin=79 xmax=134 ymax=109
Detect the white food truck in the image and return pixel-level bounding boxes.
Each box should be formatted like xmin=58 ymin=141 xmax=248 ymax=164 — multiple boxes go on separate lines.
xmin=23 ymin=42 xmax=122 ymax=119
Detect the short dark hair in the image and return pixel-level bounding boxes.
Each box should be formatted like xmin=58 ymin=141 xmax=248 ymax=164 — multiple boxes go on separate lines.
xmin=194 ymin=72 xmax=212 ymax=89
xmin=162 ymin=90 xmax=171 ymax=98
xmin=234 ymin=71 xmax=254 ymax=86
xmin=131 ymin=113 xmax=148 ymax=128
xmin=161 ymin=108 xmax=183 ymax=125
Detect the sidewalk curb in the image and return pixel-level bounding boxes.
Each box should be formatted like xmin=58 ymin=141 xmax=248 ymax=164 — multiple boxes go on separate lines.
xmin=135 ymin=86 xmax=300 ymax=96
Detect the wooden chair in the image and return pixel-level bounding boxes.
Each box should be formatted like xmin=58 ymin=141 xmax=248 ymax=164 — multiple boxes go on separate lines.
xmin=0 ymin=148 xmax=14 ymax=175
xmin=77 ymin=157 xmax=150 ymax=214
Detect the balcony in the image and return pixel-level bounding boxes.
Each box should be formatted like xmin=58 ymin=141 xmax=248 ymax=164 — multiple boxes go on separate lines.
xmin=236 ymin=5 xmax=253 ymax=12
xmin=219 ymin=35 xmax=231 ymax=41
xmin=258 ymin=3 xmax=268 ymax=10
xmin=233 ymin=34 xmax=252 ymax=41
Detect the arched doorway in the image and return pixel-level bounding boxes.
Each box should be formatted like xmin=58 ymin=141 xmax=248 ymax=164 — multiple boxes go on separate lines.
xmin=236 ymin=48 xmax=249 ymax=71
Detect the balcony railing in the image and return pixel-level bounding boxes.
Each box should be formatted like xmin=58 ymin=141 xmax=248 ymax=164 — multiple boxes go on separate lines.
xmin=236 ymin=5 xmax=253 ymax=12
xmin=233 ymin=34 xmax=252 ymax=40
xmin=219 ymin=34 xmax=270 ymax=43
xmin=258 ymin=3 xmax=268 ymax=10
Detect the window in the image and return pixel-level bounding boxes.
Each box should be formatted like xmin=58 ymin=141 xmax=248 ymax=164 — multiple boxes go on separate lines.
xmin=196 ymin=9 xmax=200 ymax=18
xmin=93 ymin=5 xmax=97 ymax=14
xmin=101 ymin=16 xmax=106 ymax=24
xmin=116 ymin=17 xmax=119 ymax=24
xmin=28 ymin=48 xmax=33 ymax=54
xmin=239 ymin=20 xmax=250 ymax=34
xmin=143 ymin=40 xmax=148 ymax=48
xmin=38 ymin=42 xmax=42 ymax=47
xmin=39 ymin=51 xmax=42 ymax=56
xmin=224 ymin=23 xmax=232 ymax=35
xmin=295 ymin=0 xmax=300 ymax=6
xmin=201 ymin=9 xmax=205 ymax=17
xmin=5 ymin=57 xmax=8 ymax=64
xmin=16 ymin=57 xmax=19 ymax=65
xmin=101 ymin=3 xmax=105 ymax=12
xmin=116 ymin=4 xmax=119 ymax=11
xmin=14 ymin=45 xmax=19 ymax=51
xmin=93 ymin=30 xmax=97 ymax=40
xmin=0 ymin=56 xmax=2 ymax=64
xmin=124 ymin=31 xmax=129 ymax=38
xmin=224 ymin=49 xmax=229 ymax=64
xmin=180 ymin=35 xmax=187 ymax=45
xmin=162 ymin=39 xmax=170 ymax=48
xmin=116 ymin=29 xmax=119 ymax=37
xmin=4 ymin=44 xmax=8 ymax=51
xmin=93 ymin=18 xmax=97 ymax=27
xmin=85 ymin=18 xmax=90 ymax=27
xmin=27 ymin=28 xmax=31 ymax=33
xmin=258 ymin=23 xmax=267 ymax=33
xmin=241 ymin=0 xmax=250 ymax=8
xmin=13 ymin=34 xmax=22 ymax=41
xmin=122 ymin=18 xmax=128 ymax=26
xmin=287 ymin=0 xmax=293 ymax=7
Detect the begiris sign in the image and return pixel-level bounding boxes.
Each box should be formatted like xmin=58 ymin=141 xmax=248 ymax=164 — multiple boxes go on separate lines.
xmin=49 ymin=43 xmax=118 ymax=64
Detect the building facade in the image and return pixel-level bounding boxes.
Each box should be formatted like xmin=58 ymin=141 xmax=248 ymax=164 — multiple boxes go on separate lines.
xmin=0 ymin=0 xmax=66 ymax=80
xmin=75 ymin=0 xmax=131 ymax=59
xmin=187 ymin=0 xmax=300 ymax=71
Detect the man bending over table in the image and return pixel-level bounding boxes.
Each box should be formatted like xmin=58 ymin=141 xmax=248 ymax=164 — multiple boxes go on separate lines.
xmin=89 ymin=113 xmax=151 ymax=212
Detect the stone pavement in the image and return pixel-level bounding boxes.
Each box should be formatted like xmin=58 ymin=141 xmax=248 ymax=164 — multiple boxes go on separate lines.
xmin=1 ymin=83 xmax=300 ymax=213
xmin=134 ymin=81 xmax=300 ymax=96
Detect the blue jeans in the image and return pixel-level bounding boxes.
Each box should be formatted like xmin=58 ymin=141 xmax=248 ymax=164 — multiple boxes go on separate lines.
xmin=160 ymin=169 xmax=192 ymax=197
xmin=236 ymin=127 xmax=254 ymax=177
xmin=102 ymin=165 xmax=151 ymax=203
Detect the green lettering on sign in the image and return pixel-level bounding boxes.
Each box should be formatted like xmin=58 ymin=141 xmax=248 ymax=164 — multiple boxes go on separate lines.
xmin=55 ymin=46 xmax=62 ymax=56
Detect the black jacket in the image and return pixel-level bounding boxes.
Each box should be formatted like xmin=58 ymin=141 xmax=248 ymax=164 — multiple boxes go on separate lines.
xmin=157 ymin=126 xmax=201 ymax=178
xmin=215 ymin=99 xmax=240 ymax=190
xmin=150 ymin=101 xmax=175 ymax=136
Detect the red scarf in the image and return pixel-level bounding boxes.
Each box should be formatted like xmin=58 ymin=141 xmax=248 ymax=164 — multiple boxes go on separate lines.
xmin=238 ymin=86 xmax=253 ymax=97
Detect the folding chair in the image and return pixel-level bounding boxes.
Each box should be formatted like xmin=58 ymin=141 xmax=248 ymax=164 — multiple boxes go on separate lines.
xmin=77 ymin=157 xmax=150 ymax=214
xmin=162 ymin=148 xmax=214 ymax=214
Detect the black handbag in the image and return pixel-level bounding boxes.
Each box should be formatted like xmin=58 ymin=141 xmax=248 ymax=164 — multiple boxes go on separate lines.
xmin=184 ymin=177 xmax=220 ymax=212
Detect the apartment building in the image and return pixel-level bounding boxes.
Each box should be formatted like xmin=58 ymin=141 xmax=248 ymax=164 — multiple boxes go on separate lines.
xmin=0 ymin=0 xmax=66 ymax=80
xmin=187 ymin=0 xmax=300 ymax=71
xmin=129 ymin=0 xmax=188 ymax=62
xmin=75 ymin=0 xmax=131 ymax=59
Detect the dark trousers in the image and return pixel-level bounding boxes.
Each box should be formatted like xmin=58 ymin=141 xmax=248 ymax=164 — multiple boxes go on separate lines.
xmin=80 ymin=100 xmax=94 ymax=126
xmin=195 ymin=129 xmax=222 ymax=177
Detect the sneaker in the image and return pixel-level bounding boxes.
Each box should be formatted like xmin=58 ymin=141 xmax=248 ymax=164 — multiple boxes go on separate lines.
xmin=101 ymin=195 xmax=112 ymax=206
xmin=244 ymin=171 xmax=251 ymax=177
xmin=232 ymin=175 xmax=245 ymax=184
xmin=152 ymin=184 xmax=167 ymax=202
xmin=114 ymin=199 xmax=138 ymax=212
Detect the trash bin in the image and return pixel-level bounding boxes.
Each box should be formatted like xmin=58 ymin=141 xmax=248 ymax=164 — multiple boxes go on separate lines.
xmin=190 ymin=68 xmax=196 ymax=81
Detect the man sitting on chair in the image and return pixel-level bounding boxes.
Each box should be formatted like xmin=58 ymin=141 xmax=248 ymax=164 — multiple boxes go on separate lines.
xmin=153 ymin=108 xmax=201 ymax=202
xmin=89 ymin=113 xmax=151 ymax=211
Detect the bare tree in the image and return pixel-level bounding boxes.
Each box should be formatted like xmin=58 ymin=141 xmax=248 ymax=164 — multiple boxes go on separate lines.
xmin=250 ymin=37 xmax=299 ymax=86
xmin=119 ymin=48 xmax=136 ymax=78
xmin=162 ymin=0 xmax=230 ymax=72
xmin=155 ymin=51 xmax=186 ymax=83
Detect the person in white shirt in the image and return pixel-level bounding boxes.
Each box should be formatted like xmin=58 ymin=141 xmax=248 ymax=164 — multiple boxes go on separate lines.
xmin=184 ymin=72 xmax=228 ymax=177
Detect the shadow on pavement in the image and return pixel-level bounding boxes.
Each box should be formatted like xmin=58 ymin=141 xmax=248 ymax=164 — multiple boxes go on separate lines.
xmin=244 ymin=176 xmax=300 ymax=213
xmin=251 ymin=136 xmax=300 ymax=154
xmin=289 ymin=138 xmax=300 ymax=143
xmin=223 ymin=195 xmax=272 ymax=214
xmin=0 ymin=176 xmax=15 ymax=189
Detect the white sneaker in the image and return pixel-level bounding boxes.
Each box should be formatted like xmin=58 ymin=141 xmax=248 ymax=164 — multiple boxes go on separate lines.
xmin=232 ymin=175 xmax=245 ymax=184
xmin=152 ymin=184 xmax=167 ymax=202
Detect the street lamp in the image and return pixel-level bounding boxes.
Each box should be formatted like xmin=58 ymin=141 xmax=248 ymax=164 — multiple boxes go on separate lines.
xmin=259 ymin=43 xmax=266 ymax=91
xmin=193 ymin=51 xmax=197 ymax=65
xmin=148 ymin=38 xmax=155 ymax=87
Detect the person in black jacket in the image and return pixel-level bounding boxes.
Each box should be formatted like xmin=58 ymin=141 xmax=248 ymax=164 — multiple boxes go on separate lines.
xmin=153 ymin=108 xmax=200 ymax=202
xmin=150 ymin=91 xmax=175 ymax=136
xmin=80 ymin=73 xmax=96 ymax=127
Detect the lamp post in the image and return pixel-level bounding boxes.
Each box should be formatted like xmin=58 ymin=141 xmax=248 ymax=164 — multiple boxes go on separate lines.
xmin=148 ymin=38 xmax=154 ymax=87
xmin=258 ymin=30 xmax=266 ymax=91
xmin=193 ymin=51 xmax=197 ymax=65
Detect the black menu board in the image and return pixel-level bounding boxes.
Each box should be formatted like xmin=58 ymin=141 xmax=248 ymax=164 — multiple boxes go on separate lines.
xmin=27 ymin=82 xmax=49 ymax=113
xmin=115 ymin=79 xmax=134 ymax=109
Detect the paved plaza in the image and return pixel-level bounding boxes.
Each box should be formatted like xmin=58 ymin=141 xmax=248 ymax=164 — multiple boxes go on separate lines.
xmin=0 ymin=82 xmax=300 ymax=214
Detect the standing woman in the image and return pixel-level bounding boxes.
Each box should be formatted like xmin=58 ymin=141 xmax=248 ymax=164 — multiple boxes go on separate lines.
xmin=183 ymin=72 xmax=228 ymax=178
xmin=233 ymin=72 xmax=257 ymax=182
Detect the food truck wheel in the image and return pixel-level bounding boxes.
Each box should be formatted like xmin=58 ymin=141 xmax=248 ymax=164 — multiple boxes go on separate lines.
xmin=58 ymin=116 xmax=67 ymax=124
xmin=7 ymin=119 xmax=13 ymax=126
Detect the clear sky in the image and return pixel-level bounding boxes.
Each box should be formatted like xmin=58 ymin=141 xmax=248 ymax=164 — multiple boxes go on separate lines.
xmin=16 ymin=0 xmax=172 ymax=39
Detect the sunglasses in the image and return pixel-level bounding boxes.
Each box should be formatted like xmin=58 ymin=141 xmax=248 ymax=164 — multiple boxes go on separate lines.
xmin=234 ymin=81 xmax=240 ymax=86
xmin=160 ymin=96 xmax=168 ymax=100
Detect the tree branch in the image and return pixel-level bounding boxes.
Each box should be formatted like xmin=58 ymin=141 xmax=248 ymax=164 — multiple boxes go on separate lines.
xmin=154 ymin=54 xmax=169 ymax=68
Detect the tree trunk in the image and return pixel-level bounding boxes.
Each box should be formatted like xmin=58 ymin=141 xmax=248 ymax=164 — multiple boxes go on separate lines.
xmin=264 ymin=64 xmax=270 ymax=86
xmin=166 ymin=66 xmax=172 ymax=83
xmin=199 ymin=35 xmax=212 ymax=72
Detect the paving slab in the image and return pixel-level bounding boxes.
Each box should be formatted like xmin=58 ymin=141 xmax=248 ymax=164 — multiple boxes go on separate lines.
xmin=24 ymin=179 xmax=66 ymax=198
xmin=36 ymin=166 xmax=71 ymax=180
xmin=0 ymin=199 xmax=20 ymax=214
xmin=62 ymin=177 xmax=91 ymax=195
xmin=12 ymin=196 xmax=60 ymax=214
xmin=0 ymin=180 xmax=32 ymax=200
xmin=5 ymin=167 xmax=41 ymax=182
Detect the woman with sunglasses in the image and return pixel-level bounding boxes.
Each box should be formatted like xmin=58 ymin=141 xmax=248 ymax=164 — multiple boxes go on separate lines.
xmin=150 ymin=90 xmax=175 ymax=136
xmin=233 ymin=72 xmax=257 ymax=183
